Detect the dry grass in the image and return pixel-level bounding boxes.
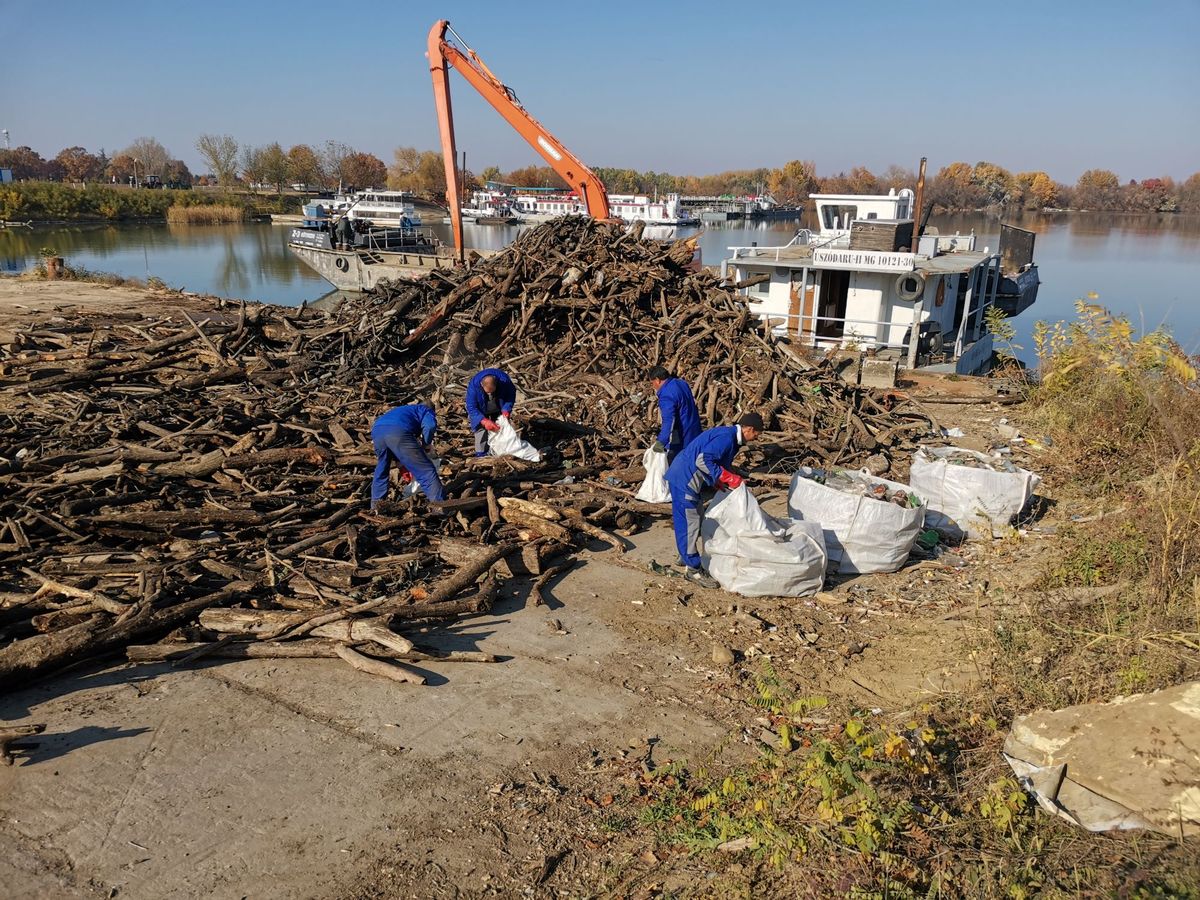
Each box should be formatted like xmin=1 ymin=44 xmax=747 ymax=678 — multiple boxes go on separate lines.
xmin=165 ymin=204 xmax=245 ymax=225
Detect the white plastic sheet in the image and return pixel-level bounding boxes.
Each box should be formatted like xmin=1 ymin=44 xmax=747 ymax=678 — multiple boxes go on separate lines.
xmin=701 ymin=485 xmax=827 ymax=597
xmin=487 ymin=418 xmax=542 ymax=462
xmin=787 ymin=469 xmax=925 ymax=574
xmin=635 ymin=447 xmax=671 ymax=503
xmin=909 ymin=446 xmax=1041 ymax=540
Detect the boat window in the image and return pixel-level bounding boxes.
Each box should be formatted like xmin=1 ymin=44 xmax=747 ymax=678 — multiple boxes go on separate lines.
xmin=751 ymin=274 xmax=771 ymax=295
xmin=822 ymin=204 xmax=858 ymax=229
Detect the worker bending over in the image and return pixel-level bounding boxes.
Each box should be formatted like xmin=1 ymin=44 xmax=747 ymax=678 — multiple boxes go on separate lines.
xmin=466 ymin=368 xmax=517 ymax=457
xmin=666 ymin=412 xmax=763 ymax=588
xmin=370 ymin=403 xmax=446 ymax=509
xmin=648 ymin=366 xmax=701 ymax=463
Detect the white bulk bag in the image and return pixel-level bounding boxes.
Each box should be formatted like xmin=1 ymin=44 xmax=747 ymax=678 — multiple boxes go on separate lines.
xmin=909 ymin=446 xmax=1041 ymax=541
xmin=487 ymin=417 xmax=542 ymax=462
xmin=635 ymin=447 xmax=671 ymax=503
xmin=700 ymin=485 xmax=827 ymax=598
xmin=787 ymin=468 xmax=925 ymax=574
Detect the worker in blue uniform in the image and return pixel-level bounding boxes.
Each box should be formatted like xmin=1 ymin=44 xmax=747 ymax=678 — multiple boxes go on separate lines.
xmin=666 ymin=412 xmax=764 ymax=588
xmin=370 ymin=403 xmax=446 ymax=509
xmin=648 ymin=366 xmax=701 ymax=463
xmin=466 ymin=368 xmax=518 ymax=457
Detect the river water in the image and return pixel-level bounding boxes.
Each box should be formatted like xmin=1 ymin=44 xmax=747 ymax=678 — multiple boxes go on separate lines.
xmin=2 ymin=212 xmax=1197 ymax=363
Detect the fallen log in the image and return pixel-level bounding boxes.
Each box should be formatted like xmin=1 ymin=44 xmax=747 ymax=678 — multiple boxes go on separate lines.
xmin=334 ymin=644 xmax=425 ymax=685
xmin=125 ymin=641 xmax=498 ymax=664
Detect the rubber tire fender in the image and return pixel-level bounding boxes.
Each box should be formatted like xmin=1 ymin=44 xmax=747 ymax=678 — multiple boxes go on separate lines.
xmin=335 ymin=256 xmax=349 ymax=272
xmin=895 ymin=271 xmax=926 ymax=302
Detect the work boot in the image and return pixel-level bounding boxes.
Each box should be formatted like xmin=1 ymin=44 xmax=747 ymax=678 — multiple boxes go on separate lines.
xmin=684 ymin=566 xmax=719 ymax=589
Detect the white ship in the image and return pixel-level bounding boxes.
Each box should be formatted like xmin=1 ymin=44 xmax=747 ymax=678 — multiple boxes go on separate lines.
xmin=344 ymin=190 xmax=423 ymax=227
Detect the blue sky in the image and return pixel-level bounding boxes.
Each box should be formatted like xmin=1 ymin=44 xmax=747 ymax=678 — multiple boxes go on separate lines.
xmin=3 ymin=0 xmax=1197 ymax=181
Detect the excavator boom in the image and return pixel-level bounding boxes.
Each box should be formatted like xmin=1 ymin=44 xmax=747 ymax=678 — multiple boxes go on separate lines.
xmin=428 ymin=20 xmax=610 ymax=260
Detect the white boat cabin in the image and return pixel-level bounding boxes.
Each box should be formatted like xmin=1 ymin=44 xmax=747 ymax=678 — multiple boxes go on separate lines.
xmin=721 ymin=189 xmax=1035 ymax=375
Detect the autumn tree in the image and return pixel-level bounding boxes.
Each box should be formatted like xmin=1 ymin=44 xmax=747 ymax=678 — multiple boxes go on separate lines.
xmin=320 ymin=141 xmax=353 ymax=188
xmin=503 ymin=165 xmax=568 ymax=189
xmin=971 ymin=161 xmax=1015 ymax=206
xmin=106 ymin=154 xmax=137 ymax=183
xmin=479 ymin=165 xmax=501 ymax=184
xmin=1014 ymin=171 xmax=1058 ymax=209
xmin=768 ymin=160 xmax=818 ymax=203
xmin=1178 ymin=172 xmax=1200 ymax=214
xmin=258 ymin=143 xmax=289 ymax=193
xmin=0 ymin=146 xmax=47 ymax=180
xmin=878 ymin=165 xmax=915 ymax=192
xmin=340 ymin=152 xmax=387 ymax=189
xmin=195 ymin=134 xmax=240 ymax=187
xmin=387 ymin=147 xmax=446 ymax=197
xmin=164 ymin=159 xmax=193 ymax=187
xmin=55 ymin=147 xmax=102 ymax=182
xmin=241 ymin=145 xmax=267 ymax=190
xmin=122 ymin=137 xmax=170 ymax=177
xmin=286 ymin=144 xmax=322 ymax=189
xmin=928 ymin=161 xmax=982 ymax=210
xmin=1074 ymin=168 xmax=1121 ymax=210
xmin=1125 ymin=177 xmax=1178 ymax=212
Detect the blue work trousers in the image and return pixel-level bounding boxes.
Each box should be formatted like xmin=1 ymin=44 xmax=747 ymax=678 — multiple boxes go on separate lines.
xmin=371 ymin=427 xmax=445 ymax=506
xmin=667 ymin=474 xmax=706 ymax=569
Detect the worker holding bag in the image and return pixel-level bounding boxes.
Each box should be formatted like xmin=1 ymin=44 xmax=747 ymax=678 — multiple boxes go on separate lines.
xmin=666 ymin=413 xmax=763 ymax=588
xmin=466 ymin=368 xmax=518 ymax=457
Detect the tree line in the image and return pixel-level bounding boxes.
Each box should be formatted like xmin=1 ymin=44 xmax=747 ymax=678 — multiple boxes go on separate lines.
xmin=0 ymin=136 xmax=390 ymax=194
xmin=389 ymin=151 xmax=1200 ymax=215
xmin=5 ymin=138 xmax=1199 ymax=215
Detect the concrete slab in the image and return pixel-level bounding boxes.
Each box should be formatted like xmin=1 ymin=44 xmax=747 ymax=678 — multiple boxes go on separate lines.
xmin=0 ymin=533 xmax=727 ymax=900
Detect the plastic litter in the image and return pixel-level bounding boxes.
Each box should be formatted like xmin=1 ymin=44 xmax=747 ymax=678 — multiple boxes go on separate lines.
xmin=909 ymin=446 xmax=1041 ymax=540
xmin=700 ymin=485 xmax=826 ymax=597
xmin=1003 ymin=681 xmax=1200 ymax=836
xmin=788 ymin=468 xmax=926 ymax=574
xmin=635 ymin=447 xmax=671 ymax=503
xmin=486 ymin=418 xmax=542 ymax=462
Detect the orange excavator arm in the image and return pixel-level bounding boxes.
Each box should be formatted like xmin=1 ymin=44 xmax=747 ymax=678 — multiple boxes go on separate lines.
xmin=428 ymin=19 xmax=610 ymax=260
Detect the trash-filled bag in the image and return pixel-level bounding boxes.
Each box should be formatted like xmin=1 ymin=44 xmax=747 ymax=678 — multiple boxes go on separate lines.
xmin=788 ymin=468 xmax=925 ymax=574
xmin=701 ymin=485 xmax=826 ymax=597
xmin=909 ymin=446 xmax=1041 ymax=540
xmin=487 ymin=418 xmax=542 ymax=462
xmin=635 ymin=447 xmax=671 ymax=503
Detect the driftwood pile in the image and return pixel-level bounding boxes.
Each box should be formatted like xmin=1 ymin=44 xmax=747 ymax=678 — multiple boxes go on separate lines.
xmin=0 ymin=217 xmax=935 ymax=691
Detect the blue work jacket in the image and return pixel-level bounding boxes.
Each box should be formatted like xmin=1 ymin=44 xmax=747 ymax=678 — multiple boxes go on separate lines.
xmin=466 ymin=368 xmax=517 ymax=430
xmin=666 ymin=425 xmax=742 ymax=491
xmin=656 ymin=377 xmax=701 ymax=449
xmin=372 ymin=404 xmax=437 ymax=446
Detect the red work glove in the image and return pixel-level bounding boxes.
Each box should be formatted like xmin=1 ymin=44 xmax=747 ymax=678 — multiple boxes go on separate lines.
xmin=500 ymin=410 xmax=511 ymax=419
xmin=398 ymin=467 xmax=413 ymax=485
xmin=481 ymin=418 xmax=501 ymax=432
xmin=716 ymin=468 xmax=744 ymax=491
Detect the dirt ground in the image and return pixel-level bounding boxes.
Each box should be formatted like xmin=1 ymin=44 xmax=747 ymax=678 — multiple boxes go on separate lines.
xmin=0 ymin=275 xmax=1050 ymax=898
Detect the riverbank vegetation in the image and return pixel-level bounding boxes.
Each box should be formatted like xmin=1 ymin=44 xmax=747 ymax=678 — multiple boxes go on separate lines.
xmin=0 ymin=182 xmax=291 ymax=223
xmin=588 ymin=302 xmax=1200 ymax=897
xmin=164 ymin=204 xmax=245 ymax=225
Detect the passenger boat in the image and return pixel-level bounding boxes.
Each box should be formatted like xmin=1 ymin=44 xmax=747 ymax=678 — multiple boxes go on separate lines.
xmin=721 ymin=189 xmax=1040 ymax=377
xmin=607 ymin=193 xmax=699 ymax=226
xmin=344 ymin=190 xmax=423 ymax=227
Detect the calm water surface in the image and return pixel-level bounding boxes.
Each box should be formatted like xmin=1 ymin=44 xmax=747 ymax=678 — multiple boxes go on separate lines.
xmin=3 ymin=212 xmax=1197 ymax=363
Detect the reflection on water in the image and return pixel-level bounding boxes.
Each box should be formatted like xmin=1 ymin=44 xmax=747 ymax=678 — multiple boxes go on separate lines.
xmin=3 ymin=214 xmax=1197 ymax=359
